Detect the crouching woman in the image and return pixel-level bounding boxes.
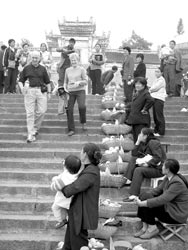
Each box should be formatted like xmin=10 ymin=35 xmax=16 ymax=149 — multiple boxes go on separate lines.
xmin=134 ymin=159 xmax=188 ymax=239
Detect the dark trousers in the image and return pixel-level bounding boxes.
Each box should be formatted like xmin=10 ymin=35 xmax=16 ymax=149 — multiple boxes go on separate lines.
xmin=58 ymin=66 xmax=69 ymax=87
xmin=0 ymin=71 xmax=4 ymax=93
xmin=137 ymin=192 xmax=179 ymax=225
xmin=163 ymin=64 xmax=176 ymax=95
xmin=4 ymin=68 xmax=18 ymax=93
xmin=66 ymin=90 xmax=86 ymax=132
xmin=125 ymin=157 xmax=163 ymax=196
xmin=63 ymin=211 xmax=88 ymax=250
xmin=90 ymin=69 xmax=104 ymax=95
xmin=123 ymin=80 xmax=133 ymax=103
xmin=153 ymin=99 xmax=165 ymax=135
xmin=132 ymin=124 xmax=147 ymax=143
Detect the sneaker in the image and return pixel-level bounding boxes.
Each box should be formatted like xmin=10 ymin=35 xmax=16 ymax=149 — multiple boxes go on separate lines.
xmin=181 ymin=108 xmax=188 ymax=112
xmin=67 ymin=131 xmax=75 ymax=136
xmin=56 ymin=241 xmax=64 ymax=250
xmin=55 ymin=219 xmax=68 ymax=229
xmin=27 ymin=135 xmax=36 ymax=143
xmin=154 ymin=133 xmax=160 ymax=137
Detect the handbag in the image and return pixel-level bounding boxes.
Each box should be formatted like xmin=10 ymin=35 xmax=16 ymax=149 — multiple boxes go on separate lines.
xmin=8 ymin=59 xmax=16 ymax=69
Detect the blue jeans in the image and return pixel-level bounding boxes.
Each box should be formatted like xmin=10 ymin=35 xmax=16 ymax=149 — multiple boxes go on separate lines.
xmin=66 ymin=90 xmax=86 ymax=132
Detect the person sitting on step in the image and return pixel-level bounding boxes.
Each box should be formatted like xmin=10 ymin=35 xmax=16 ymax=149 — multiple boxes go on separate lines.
xmin=51 ymin=155 xmax=82 ymax=229
xmin=134 ymin=159 xmax=188 ymax=239
xmin=123 ymin=127 xmax=166 ymax=202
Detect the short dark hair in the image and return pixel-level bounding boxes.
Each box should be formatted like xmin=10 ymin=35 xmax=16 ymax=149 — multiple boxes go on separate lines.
xmin=83 ymin=143 xmax=102 ymax=166
xmin=22 ymin=43 xmax=29 ymax=48
xmin=40 ymin=43 xmax=48 ymax=51
xmin=141 ymin=127 xmax=154 ymax=137
xmin=136 ymin=53 xmax=144 ymax=61
xmin=1 ymin=45 xmax=7 ymax=51
xmin=170 ymin=40 xmax=176 ymax=45
xmin=69 ymin=38 xmax=76 ymax=44
xmin=112 ymin=65 xmax=118 ymax=71
xmin=8 ymin=39 xmax=15 ymax=45
xmin=133 ymin=77 xmax=147 ymax=88
xmin=64 ymin=155 xmax=81 ymax=174
xmin=123 ymin=46 xmax=131 ymax=54
xmin=164 ymin=159 xmax=180 ymax=174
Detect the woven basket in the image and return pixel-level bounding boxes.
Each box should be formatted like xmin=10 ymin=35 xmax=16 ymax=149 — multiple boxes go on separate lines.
xmin=102 ymin=151 xmax=119 ymax=162
xmin=101 ymin=124 xmax=132 ymax=135
xmin=101 ymin=109 xmax=113 ymax=121
xmin=99 ymin=162 xmax=128 ymax=174
xmin=88 ymin=220 xmax=118 ymax=240
xmin=100 ymin=174 xmax=127 ymax=188
xmin=102 ymin=137 xmax=134 ymax=151
xmin=99 ymin=204 xmax=121 ymax=218
xmin=102 ymin=100 xmax=117 ymax=109
xmin=119 ymin=151 xmax=132 ymax=162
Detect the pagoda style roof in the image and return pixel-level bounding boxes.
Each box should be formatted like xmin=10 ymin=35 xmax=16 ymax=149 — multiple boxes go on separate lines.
xmin=58 ymin=17 xmax=96 ymax=37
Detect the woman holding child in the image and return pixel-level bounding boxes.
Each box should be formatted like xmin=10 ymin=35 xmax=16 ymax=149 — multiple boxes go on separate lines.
xmin=61 ymin=143 xmax=102 ymax=250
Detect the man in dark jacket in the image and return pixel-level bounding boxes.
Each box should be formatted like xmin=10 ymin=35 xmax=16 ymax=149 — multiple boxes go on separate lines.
xmin=3 ymin=39 xmax=19 ymax=94
xmin=134 ymin=53 xmax=146 ymax=78
xmin=0 ymin=45 xmax=7 ymax=93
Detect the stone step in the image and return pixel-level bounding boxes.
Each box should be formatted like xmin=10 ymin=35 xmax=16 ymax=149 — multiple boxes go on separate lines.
xmin=0 ymin=194 xmax=137 ymax=215
xmin=0 ymin=158 xmax=187 ymax=172
xmin=0 ymin=232 xmax=187 ymax=250
xmin=0 ymin=119 xmax=103 ymax=127
xmin=0 ymin=133 xmax=104 ymax=142
xmin=0 ymin=182 xmax=145 ymax=200
xmin=0 ymin=140 xmax=188 ymax=152
xmin=0 ymin=213 xmax=140 ymax=234
xmin=0 ymin=126 xmax=102 ymax=135
xmin=1 ymin=113 xmax=188 ymax=122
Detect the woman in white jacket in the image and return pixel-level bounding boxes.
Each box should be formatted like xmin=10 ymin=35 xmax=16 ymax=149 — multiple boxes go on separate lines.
xmin=150 ymin=67 xmax=166 ymax=136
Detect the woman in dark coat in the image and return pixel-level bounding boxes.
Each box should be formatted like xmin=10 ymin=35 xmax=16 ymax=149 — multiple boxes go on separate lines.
xmin=123 ymin=128 xmax=166 ymax=200
xmin=134 ymin=159 xmax=188 ymax=239
xmin=61 ymin=143 xmax=102 ymax=250
xmin=126 ymin=77 xmax=154 ymax=143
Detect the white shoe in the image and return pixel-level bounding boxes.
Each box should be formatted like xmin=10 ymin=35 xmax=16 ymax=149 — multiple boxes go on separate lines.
xmin=129 ymin=195 xmax=138 ymax=201
xmin=56 ymin=241 xmax=64 ymax=250
xmin=154 ymin=133 xmax=160 ymax=137
xmin=181 ymin=108 xmax=188 ymax=112
xmin=27 ymin=134 xmax=36 ymax=143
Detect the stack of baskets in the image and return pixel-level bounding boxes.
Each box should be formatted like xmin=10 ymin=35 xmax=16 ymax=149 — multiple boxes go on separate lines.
xmin=89 ymin=200 xmax=121 ymax=240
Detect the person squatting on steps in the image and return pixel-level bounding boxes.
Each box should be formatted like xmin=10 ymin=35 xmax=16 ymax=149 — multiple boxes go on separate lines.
xmin=60 ymin=143 xmax=102 ymax=250
xmin=134 ymin=159 xmax=188 ymax=239
xmin=126 ymin=77 xmax=154 ymax=143
xmin=51 ymin=155 xmax=82 ymax=229
xmin=18 ymin=51 xmax=51 ymax=143
xmin=123 ymin=128 xmax=166 ymax=202
xmin=64 ymin=53 xmax=88 ymax=136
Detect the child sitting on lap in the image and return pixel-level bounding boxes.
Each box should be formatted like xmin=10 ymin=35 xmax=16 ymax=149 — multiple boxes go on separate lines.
xmin=51 ymin=154 xmax=82 ymax=229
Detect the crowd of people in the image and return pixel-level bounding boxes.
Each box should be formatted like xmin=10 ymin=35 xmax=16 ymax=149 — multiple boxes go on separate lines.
xmin=0 ymin=37 xmax=188 ymax=249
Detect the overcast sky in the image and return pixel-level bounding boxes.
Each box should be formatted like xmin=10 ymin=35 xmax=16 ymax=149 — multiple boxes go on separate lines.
xmin=1 ymin=0 xmax=188 ymax=49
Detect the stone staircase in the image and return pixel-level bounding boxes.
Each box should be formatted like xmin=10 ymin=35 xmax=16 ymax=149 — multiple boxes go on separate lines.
xmin=0 ymin=94 xmax=188 ymax=250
